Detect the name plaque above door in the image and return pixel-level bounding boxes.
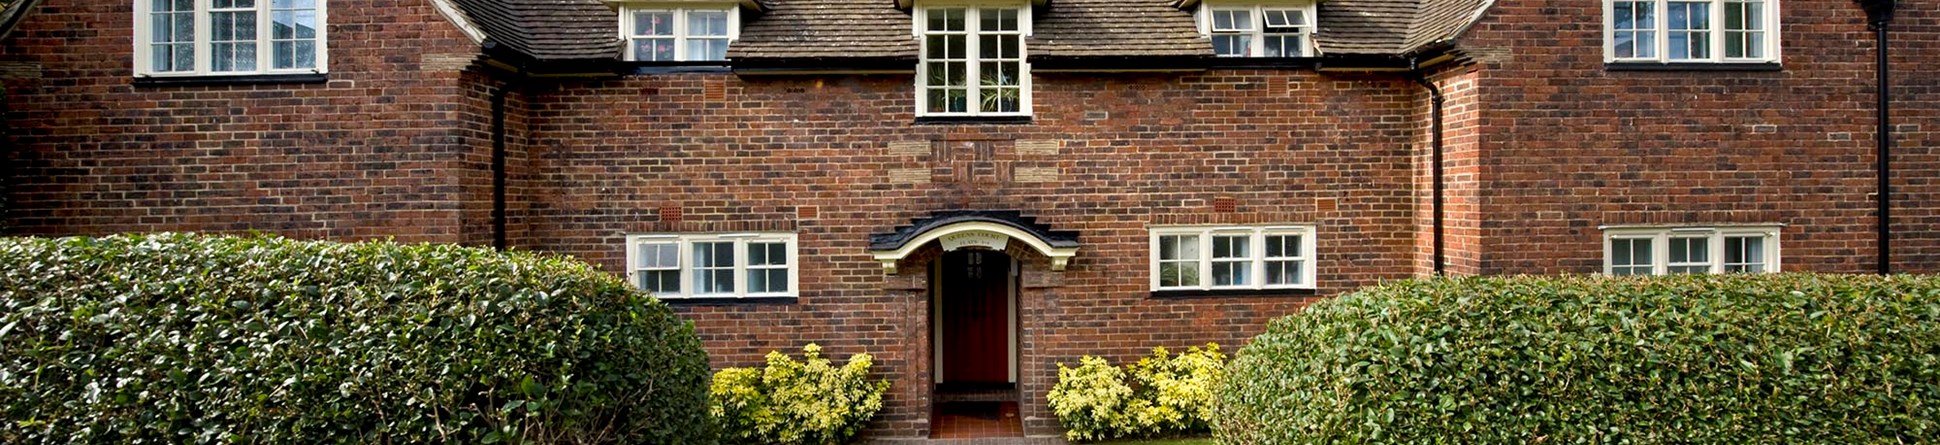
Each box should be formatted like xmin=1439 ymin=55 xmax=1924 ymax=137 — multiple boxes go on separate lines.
xmin=940 ymin=231 xmax=1009 ymax=252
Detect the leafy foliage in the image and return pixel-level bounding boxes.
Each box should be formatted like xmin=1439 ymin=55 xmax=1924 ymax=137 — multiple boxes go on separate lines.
xmin=0 ymin=233 xmax=714 ymax=444
xmin=1215 ymin=274 xmax=1940 ymax=444
xmin=1049 ymin=344 xmax=1227 ymax=442
xmin=710 ymin=344 xmax=888 ymax=445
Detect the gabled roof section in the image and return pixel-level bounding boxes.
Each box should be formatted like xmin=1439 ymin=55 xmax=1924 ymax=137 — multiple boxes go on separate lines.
xmin=448 ymin=0 xmax=622 ymax=62
xmin=1315 ymin=0 xmax=1494 ymax=56
xmin=1031 ymin=0 xmax=1208 ymax=58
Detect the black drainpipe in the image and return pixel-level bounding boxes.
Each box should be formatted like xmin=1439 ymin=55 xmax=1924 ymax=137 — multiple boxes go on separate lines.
xmin=491 ymin=85 xmax=509 ymax=250
xmin=1859 ymin=0 xmax=1895 ymax=274
xmin=1412 ymin=60 xmax=1447 ymax=276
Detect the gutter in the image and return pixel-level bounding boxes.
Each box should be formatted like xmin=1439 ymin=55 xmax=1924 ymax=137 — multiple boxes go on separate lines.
xmin=1858 ymin=0 xmax=1895 ymax=274
xmin=1410 ymin=58 xmax=1447 ymax=276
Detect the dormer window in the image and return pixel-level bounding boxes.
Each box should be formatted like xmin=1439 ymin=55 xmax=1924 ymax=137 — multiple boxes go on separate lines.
xmin=1199 ymin=2 xmax=1315 ymax=57
xmin=620 ymin=4 xmax=738 ymax=62
xmin=915 ymin=4 xmax=1032 ymax=117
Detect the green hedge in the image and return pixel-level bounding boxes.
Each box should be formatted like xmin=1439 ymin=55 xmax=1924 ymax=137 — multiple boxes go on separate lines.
xmin=0 ymin=233 xmax=714 ymax=444
xmin=1216 ymin=274 xmax=1940 ymax=444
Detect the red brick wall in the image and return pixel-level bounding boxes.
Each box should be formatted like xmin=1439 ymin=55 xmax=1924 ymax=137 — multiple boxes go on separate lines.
xmin=1416 ymin=64 xmax=1487 ymax=276
xmin=0 ymin=0 xmax=494 ymax=243
xmin=1455 ymin=0 xmax=1940 ymax=275
xmin=519 ymin=70 xmax=1426 ymax=436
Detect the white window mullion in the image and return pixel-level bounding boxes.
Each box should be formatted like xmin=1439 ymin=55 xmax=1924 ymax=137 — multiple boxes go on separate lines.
xmin=967 ymin=8 xmax=981 ymax=115
xmin=1199 ymin=234 xmax=1214 ymax=291
xmin=1709 ymin=0 xmax=1725 ymax=62
xmin=672 ymin=10 xmax=687 ymax=62
xmin=677 ymin=241 xmax=693 ymax=298
xmin=1655 ymin=0 xmax=1671 ymax=63
xmin=257 ymin=2 xmax=272 ymax=74
xmin=195 ymin=0 xmax=212 ymax=74
xmin=732 ymin=239 xmax=748 ymax=298
xmin=1251 ymin=231 xmax=1267 ymax=288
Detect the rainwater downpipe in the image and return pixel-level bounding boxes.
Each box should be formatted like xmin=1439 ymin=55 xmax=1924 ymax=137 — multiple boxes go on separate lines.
xmin=1412 ymin=61 xmax=1447 ymax=276
xmin=1860 ymin=0 xmax=1895 ymax=274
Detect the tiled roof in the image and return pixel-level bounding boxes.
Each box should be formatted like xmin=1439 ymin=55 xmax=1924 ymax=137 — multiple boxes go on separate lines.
xmin=437 ymin=0 xmax=1494 ymax=63
xmin=448 ymin=0 xmax=620 ymax=61
xmin=1027 ymin=0 xmax=1208 ymax=58
xmin=728 ymin=0 xmax=917 ymax=59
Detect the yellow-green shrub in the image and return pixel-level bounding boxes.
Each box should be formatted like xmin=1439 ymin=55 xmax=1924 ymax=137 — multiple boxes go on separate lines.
xmin=710 ymin=344 xmax=889 ymax=445
xmin=1048 ymin=344 xmax=1227 ymax=442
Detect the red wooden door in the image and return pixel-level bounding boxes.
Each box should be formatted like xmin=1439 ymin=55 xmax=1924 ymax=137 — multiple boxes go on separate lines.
xmin=940 ymin=251 xmax=1011 ymax=384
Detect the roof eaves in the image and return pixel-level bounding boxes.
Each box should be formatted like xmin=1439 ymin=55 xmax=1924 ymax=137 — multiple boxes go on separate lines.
xmin=0 ymin=0 xmax=42 ymax=41
xmin=428 ymin=0 xmax=489 ymax=44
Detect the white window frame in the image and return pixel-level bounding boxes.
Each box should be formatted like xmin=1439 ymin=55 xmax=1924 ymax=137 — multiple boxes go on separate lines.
xmin=1195 ymin=1 xmax=1317 ymax=58
xmin=1601 ymin=226 xmax=1782 ymax=275
xmin=132 ymin=0 xmax=330 ymax=77
xmin=617 ymin=3 xmax=740 ymax=62
xmin=625 ymin=233 xmax=799 ymax=299
xmin=1602 ymin=0 xmax=1781 ymax=64
xmin=1150 ymin=225 xmax=1317 ymax=291
xmin=913 ymin=2 xmax=1033 ymax=117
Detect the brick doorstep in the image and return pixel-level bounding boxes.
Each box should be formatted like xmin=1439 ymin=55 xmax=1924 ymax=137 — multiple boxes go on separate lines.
xmin=871 ymin=436 xmax=1068 ymax=445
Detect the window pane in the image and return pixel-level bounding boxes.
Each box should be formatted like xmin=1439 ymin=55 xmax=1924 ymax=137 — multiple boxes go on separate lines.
xmin=689 ymin=10 xmax=730 ymax=37
xmin=749 ymin=242 xmax=786 ymax=266
xmin=635 ymin=38 xmax=676 ymax=61
xmin=1264 ymin=35 xmax=1302 ymax=57
xmin=1725 ymin=236 xmax=1766 ymax=272
xmin=640 ymin=270 xmax=680 ymax=294
xmin=749 ymin=269 xmax=788 ymax=294
xmin=980 ymin=8 xmax=1018 ymax=32
xmin=688 ymin=38 xmax=729 ymax=61
xmin=926 ymin=35 xmax=954 ymax=59
xmin=927 ymin=8 xmax=965 ymax=32
xmin=1213 ymin=235 xmax=1248 ymax=259
xmin=1160 ymin=235 xmax=1200 ymax=260
xmin=1213 ymin=10 xmax=1252 ymax=31
xmin=1266 ymin=260 xmax=1302 ymax=285
xmin=1213 ymin=35 xmax=1250 ymax=57
xmin=1213 ymin=262 xmax=1249 ymax=286
xmin=636 ymin=11 xmax=674 ymax=36
xmin=1159 ymin=261 xmax=1199 ymax=287
xmin=695 ymin=242 xmax=734 ymax=267
xmin=639 ymin=243 xmax=677 ymax=268
xmin=1612 ymin=238 xmax=1653 ymax=273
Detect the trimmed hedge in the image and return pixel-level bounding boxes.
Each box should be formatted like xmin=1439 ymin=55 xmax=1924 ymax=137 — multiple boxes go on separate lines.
xmin=0 ymin=233 xmax=714 ymax=444
xmin=1216 ymin=274 xmax=1940 ymax=444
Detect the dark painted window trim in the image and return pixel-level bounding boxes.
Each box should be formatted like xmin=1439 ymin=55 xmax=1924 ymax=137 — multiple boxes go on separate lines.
xmin=132 ymin=73 xmax=329 ymax=87
xmin=914 ymin=115 xmax=1034 ymax=125
xmin=1206 ymin=57 xmax=1323 ymax=70
xmin=660 ymin=296 xmax=799 ymax=306
xmin=1605 ymin=62 xmax=1783 ymax=72
xmin=1149 ymin=288 xmax=1318 ymax=299
xmin=627 ymin=63 xmax=733 ymax=75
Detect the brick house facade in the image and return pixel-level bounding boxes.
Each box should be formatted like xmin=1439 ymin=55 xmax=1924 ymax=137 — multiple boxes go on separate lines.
xmin=0 ymin=0 xmax=1932 ymax=440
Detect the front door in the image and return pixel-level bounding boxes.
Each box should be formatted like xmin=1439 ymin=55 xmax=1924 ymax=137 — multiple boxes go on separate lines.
xmin=938 ymin=250 xmax=1012 ymax=384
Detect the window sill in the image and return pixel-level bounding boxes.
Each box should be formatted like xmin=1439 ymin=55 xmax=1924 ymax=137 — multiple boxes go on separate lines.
xmin=1149 ymin=288 xmax=1317 ymax=299
xmin=132 ymin=73 xmax=330 ymax=87
xmin=914 ymin=115 xmax=1034 ymax=125
xmin=1604 ymin=62 xmax=1782 ymax=72
xmin=658 ymin=296 xmax=799 ymax=306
